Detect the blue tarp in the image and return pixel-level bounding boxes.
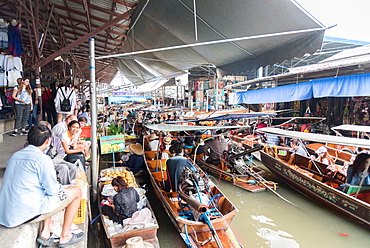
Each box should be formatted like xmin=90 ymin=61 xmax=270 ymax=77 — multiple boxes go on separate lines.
xmin=230 ymin=72 xmax=370 ymax=104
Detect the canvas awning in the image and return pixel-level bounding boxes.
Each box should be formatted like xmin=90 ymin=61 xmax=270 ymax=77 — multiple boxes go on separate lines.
xmin=107 ymin=0 xmax=325 ymax=84
xmin=258 ymin=127 xmax=370 ymax=149
xmin=230 ymin=72 xmax=370 ymax=104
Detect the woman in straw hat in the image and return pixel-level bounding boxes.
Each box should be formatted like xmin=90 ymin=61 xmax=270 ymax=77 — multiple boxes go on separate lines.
xmin=127 ymin=143 xmax=148 ymax=184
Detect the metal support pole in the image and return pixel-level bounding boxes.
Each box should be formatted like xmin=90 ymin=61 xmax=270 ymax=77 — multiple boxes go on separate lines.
xmin=90 ymin=38 xmax=98 ymax=202
xmin=215 ymin=77 xmax=219 ymax=110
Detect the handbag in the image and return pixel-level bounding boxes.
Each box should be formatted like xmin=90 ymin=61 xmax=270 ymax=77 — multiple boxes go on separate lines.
xmin=64 ymin=152 xmax=85 ymax=165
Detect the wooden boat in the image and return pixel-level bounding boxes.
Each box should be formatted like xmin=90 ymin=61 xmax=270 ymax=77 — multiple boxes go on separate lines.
xmin=194 ymin=143 xmax=277 ymax=193
xmin=98 ymin=167 xmax=160 ymax=248
xmin=258 ymin=127 xmax=370 ymax=228
xmin=305 ymin=143 xmax=353 ymax=165
xmin=145 ymin=124 xmax=242 ymax=248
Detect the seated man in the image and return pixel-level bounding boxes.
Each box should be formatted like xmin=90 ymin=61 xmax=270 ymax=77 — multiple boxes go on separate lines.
xmin=203 ymin=130 xmax=228 ymax=166
xmin=289 ymin=139 xmax=308 ymax=157
xmin=52 ymin=114 xmax=77 ymax=140
xmin=0 ymin=124 xmax=84 ymax=247
xmin=167 ymin=143 xmax=198 ymax=192
xmin=40 ymin=121 xmax=77 ymax=185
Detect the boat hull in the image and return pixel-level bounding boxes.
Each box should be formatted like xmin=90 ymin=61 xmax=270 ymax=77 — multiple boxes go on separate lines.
xmin=98 ymin=167 xmax=159 ymax=248
xmin=196 ymin=159 xmax=271 ymax=193
xmin=146 ymin=157 xmax=241 ymax=247
xmin=260 ymin=151 xmax=370 ymax=228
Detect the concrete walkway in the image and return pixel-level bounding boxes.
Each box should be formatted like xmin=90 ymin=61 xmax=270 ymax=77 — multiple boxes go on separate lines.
xmin=0 ymin=132 xmax=27 ymax=187
xmin=0 ymin=133 xmax=88 ymax=248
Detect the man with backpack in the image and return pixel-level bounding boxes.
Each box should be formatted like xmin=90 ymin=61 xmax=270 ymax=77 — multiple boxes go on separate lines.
xmin=54 ymin=81 xmax=76 ymax=123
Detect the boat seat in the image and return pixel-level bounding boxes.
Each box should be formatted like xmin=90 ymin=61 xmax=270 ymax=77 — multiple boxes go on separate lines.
xmin=147 ymin=159 xmax=167 ymax=171
xmin=195 ymin=153 xmax=204 ymax=160
xmin=145 ymin=150 xmax=169 ymax=160
xmin=346 ymin=185 xmax=370 ymax=194
xmin=152 ymin=170 xmax=168 ymax=183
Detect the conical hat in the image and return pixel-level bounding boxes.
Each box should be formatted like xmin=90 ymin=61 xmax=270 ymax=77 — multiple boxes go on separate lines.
xmin=129 ymin=143 xmax=144 ymax=155
xmin=122 ymin=236 xmax=154 ymax=248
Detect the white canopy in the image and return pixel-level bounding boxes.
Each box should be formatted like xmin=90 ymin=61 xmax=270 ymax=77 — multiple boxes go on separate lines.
xmin=332 ymin=125 xmax=370 ymax=133
xmin=258 ymin=127 xmax=370 ymax=149
xmin=145 ymin=124 xmax=244 ymax=132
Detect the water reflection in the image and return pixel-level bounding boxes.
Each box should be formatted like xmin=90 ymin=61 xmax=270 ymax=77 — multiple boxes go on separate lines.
xmin=256 ymin=227 xmax=299 ymax=248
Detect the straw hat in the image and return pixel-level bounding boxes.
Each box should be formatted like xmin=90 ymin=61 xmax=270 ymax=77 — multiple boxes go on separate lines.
xmin=129 ymin=143 xmax=144 ymax=155
xmin=149 ymin=133 xmax=159 ymax=140
xmin=316 ymin=146 xmax=327 ymax=154
xmin=163 ymin=136 xmax=172 ymax=145
xmin=123 ymin=236 xmax=154 ymax=248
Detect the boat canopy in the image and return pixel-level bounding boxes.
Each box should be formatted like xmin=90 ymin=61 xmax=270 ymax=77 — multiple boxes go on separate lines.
xmin=332 ymin=125 xmax=370 ymax=133
xmin=188 ymin=113 xmax=276 ymax=122
xmin=230 ymin=72 xmax=370 ymax=104
xmin=258 ymin=127 xmax=370 ymax=149
xmin=145 ymin=124 xmax=245 ymax=132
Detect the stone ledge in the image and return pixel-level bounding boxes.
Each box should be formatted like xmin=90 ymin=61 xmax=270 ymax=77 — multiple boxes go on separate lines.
xmin=0 ymin=222 xmax=40 ymax=248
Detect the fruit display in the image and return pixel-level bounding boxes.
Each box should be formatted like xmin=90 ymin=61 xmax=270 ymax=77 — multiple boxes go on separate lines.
xmin=100 ymin=167 xmax=137 ymax=188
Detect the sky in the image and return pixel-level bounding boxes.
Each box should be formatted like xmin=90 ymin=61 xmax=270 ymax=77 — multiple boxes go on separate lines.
xmin=297 ymin=0 xmax=370 ymax=42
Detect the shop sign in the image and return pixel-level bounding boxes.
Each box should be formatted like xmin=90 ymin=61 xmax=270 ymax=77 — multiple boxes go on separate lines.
xmin=112 ymin=91 xmax=140 ymax=97
xmin=100 ymin=135 xmax=126 ymax=154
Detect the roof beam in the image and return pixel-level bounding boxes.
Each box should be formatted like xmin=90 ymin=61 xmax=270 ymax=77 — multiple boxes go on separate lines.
xmin=54 ymin=3 xmax=120 ymax=26
xmin=109 ymin=0 xmax=135 ymax=8
xmin=33 ymin=9 xmax=133 ymax=69
xmin=82 ymin=0 xmax=92 ymax=32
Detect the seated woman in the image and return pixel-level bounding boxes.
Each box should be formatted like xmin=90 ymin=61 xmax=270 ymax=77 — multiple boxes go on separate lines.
xmin=102 ymin=176 xmax=140 ymax=224
xmin=61 ymin=120 xmax=90 ymax=164
xmin=76 ymin=117 xmax=91 ymax=159
xmin=346 ymin=152 xmax=370 ymax=186
xmin=312 ymin=146 xmax=334 ymax=166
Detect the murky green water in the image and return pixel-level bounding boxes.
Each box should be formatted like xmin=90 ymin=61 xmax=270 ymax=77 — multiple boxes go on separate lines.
xmin=156 ymin=160 xmax=370 ymax=248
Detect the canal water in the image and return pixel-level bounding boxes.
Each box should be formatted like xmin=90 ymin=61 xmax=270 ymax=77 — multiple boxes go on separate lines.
xmin=154 ymin=160 xmax=370 ymax=248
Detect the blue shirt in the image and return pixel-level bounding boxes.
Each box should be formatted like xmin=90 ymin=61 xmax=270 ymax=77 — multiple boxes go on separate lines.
xmin=127 ymin=154 xmax=145 ymax=174
xmin=167 ymin=155 xmax=198 ymax=192
xmin=14 ymin=86 xmax=31 ymax=105
xmin=346 ymin=166 xmax=370 ymax=186
xmin=0 ymin=145 xmax=61 ymax=227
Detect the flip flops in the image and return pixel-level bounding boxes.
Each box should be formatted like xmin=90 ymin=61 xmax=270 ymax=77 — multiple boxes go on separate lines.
xmin=36 ymin=236 xmax=54 ymax=247
xmin=58 ymin=232 xmax=85 ymax=248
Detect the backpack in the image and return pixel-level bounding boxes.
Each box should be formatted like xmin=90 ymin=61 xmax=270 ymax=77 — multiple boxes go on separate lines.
xmin=59 ymin=87 xmax=73 ymax=112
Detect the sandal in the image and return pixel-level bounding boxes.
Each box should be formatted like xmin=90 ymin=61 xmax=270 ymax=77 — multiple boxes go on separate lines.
xmin=58 ymin=232 xmax=85 ymax=248
xmin=37 ymin=236 xmax=54 ymax=247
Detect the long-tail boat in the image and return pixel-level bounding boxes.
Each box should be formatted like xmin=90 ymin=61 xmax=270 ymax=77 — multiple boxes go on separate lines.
xmin=98 ymin=167 xmax=160 ymax=248
xmin=144 ymin=124 xmax=242 ymax=248
xmin=195 ymin=142 xmax=277 ymax=193
xmin=258 ymin=127 xmax=370 ymax=228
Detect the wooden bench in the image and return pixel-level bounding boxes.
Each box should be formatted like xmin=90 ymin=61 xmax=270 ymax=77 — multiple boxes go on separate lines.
xmin=147 ymin=159 xmax=167 ymax=171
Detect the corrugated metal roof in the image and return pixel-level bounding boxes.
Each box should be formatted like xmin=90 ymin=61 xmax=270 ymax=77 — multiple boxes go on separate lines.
xmin=0 ymin=0 xmax=323 ymax=88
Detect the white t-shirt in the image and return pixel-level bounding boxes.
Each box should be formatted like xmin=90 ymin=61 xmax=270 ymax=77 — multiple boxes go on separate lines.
xmin=52 ymin=121 xmax=67 ymax=140
xmin=149 ymin=140 xmax=159 ymax=151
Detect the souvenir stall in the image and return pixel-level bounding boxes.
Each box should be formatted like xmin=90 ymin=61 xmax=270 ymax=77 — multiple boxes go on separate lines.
xmin=0 ymin=18 xmax=24 ymax=118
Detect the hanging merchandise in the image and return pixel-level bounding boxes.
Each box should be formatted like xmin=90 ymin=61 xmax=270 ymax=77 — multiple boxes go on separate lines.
xmin=8 ymin=19 xmax=23 ymax=57
xmin=0 ymin=54 xmax=8 ymax=86
xmin=6 ymin=56 xmax=22 ymax=87
xmin=0 ymin=19 xmax=8 ymax=49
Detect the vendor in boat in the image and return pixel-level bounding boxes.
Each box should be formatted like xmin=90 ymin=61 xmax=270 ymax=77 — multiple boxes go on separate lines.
xmin=167 ymin=143 xmax=198 ymax=192
xmin=203 ymin=130 xmax=228 ymax=166
xmin=101 ymin=176 xmax=140 ymax=224
xmin=127 ymin=143 xmax=147 ymax=178
xmin=311 ymin=146 xmax=334 ymax=166
xmin=289 ymin=139 xmax=308 ymax=157
xmin=346 ymin=152 xmax=370 ymax=186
